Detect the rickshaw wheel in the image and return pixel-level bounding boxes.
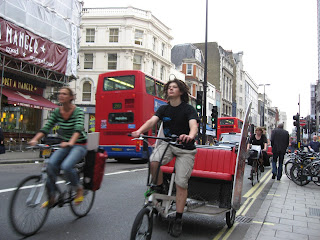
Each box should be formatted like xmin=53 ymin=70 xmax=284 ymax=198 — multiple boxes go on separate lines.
xmin=130 ymin=207 xmax=153 ymax=240
xmin=226 ymin=209 xmax=236 ymax=228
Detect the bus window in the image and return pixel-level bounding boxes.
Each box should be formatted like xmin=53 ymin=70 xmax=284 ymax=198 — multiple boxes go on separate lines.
xmin=103 ymin=75 xmax=135 ymax=91
xmin=156 ymin=80 xmax=165 ymax=99
xmin=108 ymin=112 xmax=134 ymax=123
xmin=238 ymin=120 xmax=243 ymax=129
xmin=220 ymin=119 xmax=234 ymax=125
xmin=145 ymin=76 xmax=156 ymax=96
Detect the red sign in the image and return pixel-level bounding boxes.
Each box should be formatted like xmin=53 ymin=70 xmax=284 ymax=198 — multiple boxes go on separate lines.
xmin=300 ymin=119 xmax=306 ymax=126
xmin=0 ymin=17 xmax=68 ymax=74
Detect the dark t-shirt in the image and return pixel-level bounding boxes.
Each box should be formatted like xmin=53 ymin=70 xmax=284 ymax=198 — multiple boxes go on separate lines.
xmin=155 ymin=102 xmax=198 ymax=150
xmin=309 ymin=141 xmax=320 ymax=152
xmin=249 ymin=134 xmax=267 ymax=150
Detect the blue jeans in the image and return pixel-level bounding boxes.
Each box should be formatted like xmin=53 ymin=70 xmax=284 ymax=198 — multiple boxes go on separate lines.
xmin=46 ymin=145 xmax=87 ymax=195
xmin=272 ymin=152 xmax=285 ymax=180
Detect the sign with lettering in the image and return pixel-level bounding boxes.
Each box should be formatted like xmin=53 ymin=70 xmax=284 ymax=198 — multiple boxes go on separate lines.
xmin=0 ymin=17 xmax=68 ymax=74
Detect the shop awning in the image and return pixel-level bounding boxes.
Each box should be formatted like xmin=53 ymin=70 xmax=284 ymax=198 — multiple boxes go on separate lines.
xmin=1 ymin=88 xmax=58 ymax=110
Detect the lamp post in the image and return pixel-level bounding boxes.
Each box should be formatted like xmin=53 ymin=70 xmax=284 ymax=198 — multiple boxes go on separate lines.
xmin=201 ymin=0 xmax=208 ymax=145
xmin=259 ymin=83 xmax=270 ymax=127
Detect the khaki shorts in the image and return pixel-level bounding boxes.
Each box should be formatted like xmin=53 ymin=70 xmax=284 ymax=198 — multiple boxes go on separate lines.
xmin=150 ymin=142 xmax=197 ymax=189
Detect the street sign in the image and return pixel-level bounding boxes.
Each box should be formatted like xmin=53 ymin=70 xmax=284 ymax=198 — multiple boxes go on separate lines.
xmin=300 ymin=119 xmax=306 ymax=127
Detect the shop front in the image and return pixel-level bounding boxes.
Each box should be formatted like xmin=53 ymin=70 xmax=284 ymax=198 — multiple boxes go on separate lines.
xmin=0 ymin=73 xmax=58 ymax=146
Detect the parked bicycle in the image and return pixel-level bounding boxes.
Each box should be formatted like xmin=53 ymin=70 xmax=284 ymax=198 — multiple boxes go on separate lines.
xmin=290 ymin=155 xmax=320 ymax=186
xmin=9 ymin=144 xmax=95 ymax=237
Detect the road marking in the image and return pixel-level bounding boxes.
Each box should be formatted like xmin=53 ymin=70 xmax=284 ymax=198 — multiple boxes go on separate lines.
xmin=252 ymin=221 xmax=274 ymax=226
xmin=243 ymin=169 xmax=271 ymax=198
xmin=212 ymin=170 xmax=272 ymax=240
xmin=0 ymin=180 xmax=64 ymax=194
xmin=104 ymin=168 xmax=147 ymax=176
xmin=0 ymin=169 xmax=148 ymax=194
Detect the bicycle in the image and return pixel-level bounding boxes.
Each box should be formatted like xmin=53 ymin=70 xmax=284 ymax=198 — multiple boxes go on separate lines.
xmin=290 ymin=157 xmax=320 ymax=186
xmin=247 ymin=145 xmax=261 ymax=186
xmin=9 ymin=144 xmax=96 ymax=237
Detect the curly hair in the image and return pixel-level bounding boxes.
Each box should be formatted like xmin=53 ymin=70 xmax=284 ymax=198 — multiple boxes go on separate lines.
xmin=163 ymin=79 xmax=190 ymax=103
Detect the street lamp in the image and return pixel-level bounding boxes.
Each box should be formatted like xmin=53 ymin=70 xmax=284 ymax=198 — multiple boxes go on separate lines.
xmin=259 ymin=83 xmax=270 ymax=127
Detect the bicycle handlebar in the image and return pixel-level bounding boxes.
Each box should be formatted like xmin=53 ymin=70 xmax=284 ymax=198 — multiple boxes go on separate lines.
xmin=26 ymin=143 xmax=61 ymax=150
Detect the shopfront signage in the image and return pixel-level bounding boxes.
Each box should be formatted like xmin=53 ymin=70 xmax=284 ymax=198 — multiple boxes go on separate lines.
xmin=0 ymin=17 xmax=68 ymax=74
xmin=2 ymin=76 xmax=43 ymax=95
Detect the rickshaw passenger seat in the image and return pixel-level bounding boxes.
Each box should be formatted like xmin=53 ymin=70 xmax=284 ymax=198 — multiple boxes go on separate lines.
xmin=161 ymin=148 xmax=237 ymax=182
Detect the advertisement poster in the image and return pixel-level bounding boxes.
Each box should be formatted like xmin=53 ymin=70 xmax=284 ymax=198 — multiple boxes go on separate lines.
xmin=89 ymin=114 xmax=95 ymax=132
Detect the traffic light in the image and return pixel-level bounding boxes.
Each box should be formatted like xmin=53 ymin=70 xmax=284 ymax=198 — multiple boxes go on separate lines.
xmin=211 ymin=106 xmax=218 ymax=129
xmin=311 ymin=118 xmax=316 ymax=133
xmin=293 ymin=113 xmax=300 ymax=127
xmin=196 ymin=91 xmax=203 ymax=116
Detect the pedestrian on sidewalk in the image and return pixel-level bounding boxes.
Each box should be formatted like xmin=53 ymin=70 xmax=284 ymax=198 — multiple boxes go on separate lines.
xmin=308 ymin=135 xmax=320 ymax=152
xmin=270 ymin=123 xmax=289 ymax=180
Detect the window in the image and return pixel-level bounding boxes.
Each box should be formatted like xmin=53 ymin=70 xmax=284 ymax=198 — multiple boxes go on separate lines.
xmin=109 ymin=28 xmax=119 ymax=42
xmin=187 ymin=64 xmax=192 ymax=75
xmin=239 ymin=97 xmax=243 ymax=105
xmin=108 ymin=53 xmax=117 ymax=70
xmin=152 ymin=37 xmax=156 ymax=51
xmin=84 ymin=53 xmax=93 ymax=69
xmin=240 ymin=84 xmax=243 ymax=93
xmin=151 ymin=60 xmax=156 ymax=76
xmin=134 ymin=29 xmax=143 ymax=45
xmin=82 ymin=81 xmax=92 ymax=101
xmin=161 ymin=43 xmax=165 ymax=56
xmin=103 ymin=75 xmax=135 ymax=91
xmin=86 ymin=29 xmax=95 ymax=43
xmin=160 ymin=65 xmax=164 ymax=80
xmin=145 ymin=76 xmax=156 ymax=96
xmin=156 ymin=80 xmax=165 ymax=99
xmin=133 ymin=55 xmax=142 ymax=70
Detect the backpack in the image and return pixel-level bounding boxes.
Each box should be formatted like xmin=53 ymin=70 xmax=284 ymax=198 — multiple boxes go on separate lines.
xmin=83 ymin=148 xmax=108 ymax=191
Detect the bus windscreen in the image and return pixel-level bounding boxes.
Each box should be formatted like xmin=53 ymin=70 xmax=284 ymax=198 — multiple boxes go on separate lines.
xmin=220 ymin=119 xmax=234 ymax=125
xmin=103 ymin=75 xmax=135 ymax=91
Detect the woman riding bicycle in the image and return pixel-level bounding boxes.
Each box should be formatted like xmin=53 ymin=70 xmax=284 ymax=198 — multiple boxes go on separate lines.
xmin=247 ymin=127 xmax=268 ymax=174
xmin=29 ymin=86 xmax=87 ymax=207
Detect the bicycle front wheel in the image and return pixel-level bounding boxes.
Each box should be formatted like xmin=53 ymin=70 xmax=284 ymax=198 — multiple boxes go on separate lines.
xmin=256 ymin=163 xmax=261 ymax=183
xmin=130 ymin=207 xmax=153 ymax=240
xmin=70 ymin=188 xmax=95 ymax=217
xmin=290 ymin=164 xmax=310 ymax=186
xmin=284 ymin=159 xmax=294 ymax=180
xmin=9 ymin=175 xmax=49 ymax=237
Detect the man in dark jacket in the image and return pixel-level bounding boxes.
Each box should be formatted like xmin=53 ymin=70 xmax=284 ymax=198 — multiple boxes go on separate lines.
xmin=271 ymin=123 xmax=289 ymax=180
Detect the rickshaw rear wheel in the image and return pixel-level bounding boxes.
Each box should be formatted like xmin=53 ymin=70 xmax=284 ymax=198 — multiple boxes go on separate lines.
xmin=226 ymin=209 xmax=236 ymax=228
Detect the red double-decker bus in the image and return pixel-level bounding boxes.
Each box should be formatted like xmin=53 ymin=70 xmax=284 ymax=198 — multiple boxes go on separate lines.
xmin=95 ymin=70 xmax=167 ymax=161
xmin=217 ymin=117 xmax=243 ymax=140
xmin=95 ymin=70 xmax=197 ymax=161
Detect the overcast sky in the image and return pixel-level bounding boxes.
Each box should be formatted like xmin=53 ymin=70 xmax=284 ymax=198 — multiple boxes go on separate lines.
xmin=82 ymin=0 xmax=318 ymax=130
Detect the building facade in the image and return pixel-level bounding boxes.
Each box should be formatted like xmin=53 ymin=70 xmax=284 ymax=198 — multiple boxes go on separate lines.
xmin=0 ymin=0 xmax=81 ymax=143
xmin=74 ymin=7 xmax=173 ymax=131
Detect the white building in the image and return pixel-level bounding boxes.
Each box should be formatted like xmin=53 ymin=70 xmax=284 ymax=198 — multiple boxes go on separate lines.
xmin=73 ymin=7 xmax=173 ymax=131
xmin=233 ymin=52 xmax=245 ymax=120
xmin=244 ymin=71 xmax=259 ymax=126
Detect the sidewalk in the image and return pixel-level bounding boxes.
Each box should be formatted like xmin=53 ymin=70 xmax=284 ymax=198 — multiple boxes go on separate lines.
xmin=244 ymin=174 xmax=320 ymax=240
xmin=0 ymin=150 xmax=43 ymax=164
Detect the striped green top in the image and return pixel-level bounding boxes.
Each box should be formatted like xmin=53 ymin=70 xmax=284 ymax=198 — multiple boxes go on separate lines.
xmin=40 ymin=107 xmax=87 ymax=143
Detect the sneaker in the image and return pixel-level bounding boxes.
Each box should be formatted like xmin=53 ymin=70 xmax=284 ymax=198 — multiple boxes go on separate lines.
xmin=144 ymin=184 xmax=165 ymax=198
xmin=272 ymin=174 xmax=276 ymax=179
xmin=169 ymin=218 xmax=182 ymax=238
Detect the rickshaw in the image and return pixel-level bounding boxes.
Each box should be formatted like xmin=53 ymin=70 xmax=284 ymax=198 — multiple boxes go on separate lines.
xmin=130 ymin=104 xmax=251 ymax=239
